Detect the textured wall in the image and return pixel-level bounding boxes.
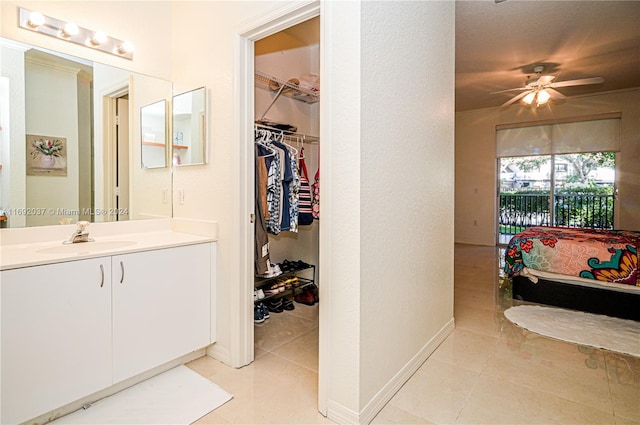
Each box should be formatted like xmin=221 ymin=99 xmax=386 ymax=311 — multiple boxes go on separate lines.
xmin=360 ymin=0 xmax=455 ymax=411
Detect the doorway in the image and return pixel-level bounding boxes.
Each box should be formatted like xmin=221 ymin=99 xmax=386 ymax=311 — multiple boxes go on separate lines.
xmin=235 ymin=0 xmax=325 ymax=414
xmin=104 ymin=91 xmax=130 ymax=222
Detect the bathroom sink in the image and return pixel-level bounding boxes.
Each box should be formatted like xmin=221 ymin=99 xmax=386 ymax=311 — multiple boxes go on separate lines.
xmin=37 ymin=240 xmax=137 ymax=254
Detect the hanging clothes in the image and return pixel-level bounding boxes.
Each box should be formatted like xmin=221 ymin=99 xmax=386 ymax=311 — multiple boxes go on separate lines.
xmin=254 ymin=146 xmax=271 ymax=275
xmin=311 ymin=167 xmax=320 ymax=220
xmin=298 ymin=148 xmax=314 ymax=226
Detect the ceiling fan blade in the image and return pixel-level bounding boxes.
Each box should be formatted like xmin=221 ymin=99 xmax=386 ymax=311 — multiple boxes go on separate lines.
xmin=501 ymin=90 xmax=531 ymax=108
xmin=546 ymin=88 xmax=567 ymax=100
xmin=537 ymin=75 xmax=556 ymax=85
xmin=550 ymin=77 xmax=604 ymax=88
xmin=491 ymin=87 xmax=530 ymax=94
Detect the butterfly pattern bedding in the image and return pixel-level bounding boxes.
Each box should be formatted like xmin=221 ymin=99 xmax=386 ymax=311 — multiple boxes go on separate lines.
xmin=504 ymin=226 xmax=640 ymax=286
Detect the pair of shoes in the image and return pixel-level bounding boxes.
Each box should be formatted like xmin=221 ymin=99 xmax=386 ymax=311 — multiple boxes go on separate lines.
xmin=294 ymin=287 xmax=316 ymax=306
xmin=257 ymin=264 xmax=282 ymax=278
xmin=263 ymin=283 xmax=280 ymax=296
xmin=282 ymin=297 xmax=295 ymax=311
xmin=279 ymin=259 xmax=312 ymax=272
xmin=254 ymin=302 xmax=270 ymax=324
xmin=281 ymin=276 xmax=298 ymax=290
xmin=279 ymin=260 xmax=295 ymax=272
xmin=254 ymin=288 xmax=265 ymax=301
xmin=266 ymin=298 xmax=284 ymax=313
xmin=310 ymin=284 xmax=319 ymax=303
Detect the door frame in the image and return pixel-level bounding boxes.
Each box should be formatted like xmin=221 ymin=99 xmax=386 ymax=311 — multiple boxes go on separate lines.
xmin=233 ymin=0 xmax=327 ymax=414
xmin=102 ymin=83 xmax=129 ymax=222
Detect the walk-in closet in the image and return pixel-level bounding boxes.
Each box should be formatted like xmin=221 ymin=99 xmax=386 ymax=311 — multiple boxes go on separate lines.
xmin=253 ymin=17 xmax=320 ymax=363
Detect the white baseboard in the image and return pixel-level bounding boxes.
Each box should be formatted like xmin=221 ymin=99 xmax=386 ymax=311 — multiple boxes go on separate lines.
xmin=326 ymin=400 xmax=360 ymax=425
xmin=326 ymin=318 xmax=455 ymax=425
xmin=207 ymin=343 xmax=231 ymax=366
xmin=359 ymin=318 xmax=455 ymax=424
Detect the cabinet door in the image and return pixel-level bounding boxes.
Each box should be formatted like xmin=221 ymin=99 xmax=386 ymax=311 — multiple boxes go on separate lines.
xmin=112 ymin=244 xmax=210 ymax=383
xmin=1 ymin=258 xmax=112 ymax=425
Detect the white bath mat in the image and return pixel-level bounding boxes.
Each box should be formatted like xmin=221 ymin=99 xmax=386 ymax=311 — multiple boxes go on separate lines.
xmin=52 ymin=365 xmax=232 ymax=424
xmin=504 ymin=305 xmax=640 ymax=357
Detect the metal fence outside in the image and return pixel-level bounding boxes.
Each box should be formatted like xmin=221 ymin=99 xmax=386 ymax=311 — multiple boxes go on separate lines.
xmin=499 ymin=193 xmax=614 ymax=242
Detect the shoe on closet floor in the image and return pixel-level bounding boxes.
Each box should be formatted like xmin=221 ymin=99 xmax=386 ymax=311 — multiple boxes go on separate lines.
xmin=294 ymin=288 xmax=315 ymax=306
xmin=254 ymin=304 xmax=266 ymax=324
xmin=266 ymin=298 xmax=284 ymax=313
xmin=260 ymin=302 xmax=270 ymax=320
xmin=282 ymin=297 xmax=295 ymax=311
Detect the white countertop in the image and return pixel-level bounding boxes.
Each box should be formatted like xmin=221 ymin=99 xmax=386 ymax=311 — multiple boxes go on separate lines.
xmin=0 ymin=218 xmax=218 ymax=271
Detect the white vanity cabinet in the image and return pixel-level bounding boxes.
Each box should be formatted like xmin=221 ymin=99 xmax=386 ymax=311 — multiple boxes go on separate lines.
xmin=1 ymin=238 xmax=216 ymax=425
xmin=1 ymin=258 xmax=113 ymax=425
xmin=112 ymin=244 xmax=212 ymax=383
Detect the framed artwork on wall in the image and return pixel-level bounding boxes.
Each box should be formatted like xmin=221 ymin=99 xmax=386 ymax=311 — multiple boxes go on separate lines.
xmin=26 ymin=134 xmax=67 ymax=176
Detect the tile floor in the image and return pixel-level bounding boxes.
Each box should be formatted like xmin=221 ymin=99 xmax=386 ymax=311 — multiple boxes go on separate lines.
xmin=187 ymin=244 xmax=640 ymax=424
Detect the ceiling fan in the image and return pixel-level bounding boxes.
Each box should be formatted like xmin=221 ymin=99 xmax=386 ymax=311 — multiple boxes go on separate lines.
xmin=495 ymin=65 xmax=604 ymax=108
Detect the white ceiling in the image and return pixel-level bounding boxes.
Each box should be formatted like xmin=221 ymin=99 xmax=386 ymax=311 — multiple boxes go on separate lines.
xmin=455 ymin=0 xmax=640 ymax=112
xmin=260 ymin=4 xmax=639 ymax=112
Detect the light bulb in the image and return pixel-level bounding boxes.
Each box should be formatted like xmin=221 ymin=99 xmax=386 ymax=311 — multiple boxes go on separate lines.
xmin=90 ymin=31 xmax=108 ymax=46
xmin=27 ymin=11 xmax=45 ymax=28
xmin=523 ymin=92 xmax=535 ymax=105
xmin=117 ymin=41 xmax=134 ymax=54
xmin=62 ymin=22 xmax=79 ymax=37
xmin=537 ymin=89 xmax=550 ymax=105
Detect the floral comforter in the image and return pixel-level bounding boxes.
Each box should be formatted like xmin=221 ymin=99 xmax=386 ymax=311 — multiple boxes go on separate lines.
xmin=504 ymin=226 xmax=640 ymax=286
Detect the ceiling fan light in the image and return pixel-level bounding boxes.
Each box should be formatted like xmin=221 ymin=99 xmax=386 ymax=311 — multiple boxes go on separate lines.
xmin=522 ymin=92 xmax=535 ymax=105
xmin=537 ymin=89 xmax=550 ymax=105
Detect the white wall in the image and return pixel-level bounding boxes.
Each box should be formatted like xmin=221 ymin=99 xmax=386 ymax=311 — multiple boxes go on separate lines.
xmin=0 ymin=1 xmax=172 ymax=80
xmin=455 ymin=89 xmax=640 ymax=246
xmin=359 ymin=0 xmax=455 ymax=414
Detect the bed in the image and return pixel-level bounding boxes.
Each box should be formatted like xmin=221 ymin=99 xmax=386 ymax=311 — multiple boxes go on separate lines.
xmin=504 ymin=226 xmax=640 ymax=321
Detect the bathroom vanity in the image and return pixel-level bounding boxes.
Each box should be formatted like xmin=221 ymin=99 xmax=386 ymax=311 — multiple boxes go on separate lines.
xmin=0 ymin=219 xmax=217 ymax=425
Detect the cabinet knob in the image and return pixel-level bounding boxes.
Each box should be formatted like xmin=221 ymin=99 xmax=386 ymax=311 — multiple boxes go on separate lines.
xmin=99 ymin=264 xmax=104 ymax=288
xmin=120 ymin=261 xmax=125 ymax=284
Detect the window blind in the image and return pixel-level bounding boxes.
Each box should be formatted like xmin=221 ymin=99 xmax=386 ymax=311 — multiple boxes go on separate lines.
xmin=496 ymin=115 xmax=621 ymax=158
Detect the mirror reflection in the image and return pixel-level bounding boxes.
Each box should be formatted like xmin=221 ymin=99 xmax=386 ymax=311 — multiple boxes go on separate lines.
xmin=0 ymin=38 xmax=173 ymax=228
xmin=141 ymin=100 xmax=167 ymax=169
xmin=172 ymin=87 xmax=206 ymax=166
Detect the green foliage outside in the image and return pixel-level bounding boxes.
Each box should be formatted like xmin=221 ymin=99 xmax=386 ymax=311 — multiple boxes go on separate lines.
xmin=500 ymin=185 xmax=614 ymax=229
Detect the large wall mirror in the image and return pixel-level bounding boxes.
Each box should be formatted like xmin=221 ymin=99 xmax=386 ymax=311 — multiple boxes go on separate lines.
xmin=0 ymin=37 xmax=173 ymax=228
xmin=172 ymin=87 xmax=206 ymax=166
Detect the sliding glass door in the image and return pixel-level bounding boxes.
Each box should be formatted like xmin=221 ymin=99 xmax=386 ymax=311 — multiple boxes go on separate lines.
xmin=498 ymin=152 xmax=615 ymax=244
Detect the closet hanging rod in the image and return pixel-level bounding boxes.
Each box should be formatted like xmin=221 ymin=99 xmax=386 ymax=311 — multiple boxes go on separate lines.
xmin=254 ymin=123 xmax=319 ymax=144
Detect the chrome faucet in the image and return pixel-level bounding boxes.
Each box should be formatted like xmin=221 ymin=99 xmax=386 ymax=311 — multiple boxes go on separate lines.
xmin=63 ymin=221 xmax=95 ymax=244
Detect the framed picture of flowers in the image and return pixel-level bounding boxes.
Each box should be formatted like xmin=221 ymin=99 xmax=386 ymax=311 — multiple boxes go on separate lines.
xmin=26 ymin=135 xmax=67 ymax=176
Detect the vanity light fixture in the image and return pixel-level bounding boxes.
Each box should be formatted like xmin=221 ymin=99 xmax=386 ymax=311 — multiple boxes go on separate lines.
xmin=61 ymin=22 xmax=79 ymax=38
xmin=26 ymin=11 xmax=45 ymax=28
xmin=117 ymin=40 xmax=135 ymax=55
xmin=90 ymin=31 xmax=108 ymax=46
xmin=18 ymin=7 xmax=134 ymax=60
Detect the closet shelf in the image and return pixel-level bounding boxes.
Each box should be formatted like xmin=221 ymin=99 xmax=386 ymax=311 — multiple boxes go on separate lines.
xmin=254 ymin=264 xmax=316 ymax=304
xmin=255 ymin=71 xmax=319 ymax=104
